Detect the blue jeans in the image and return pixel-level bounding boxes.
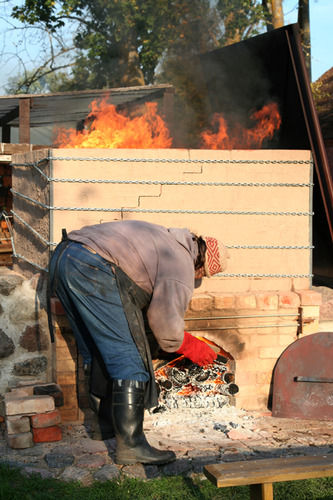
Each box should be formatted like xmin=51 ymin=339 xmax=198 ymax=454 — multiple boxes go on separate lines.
xmin=49 ymin=241 xmax=149 ymax=383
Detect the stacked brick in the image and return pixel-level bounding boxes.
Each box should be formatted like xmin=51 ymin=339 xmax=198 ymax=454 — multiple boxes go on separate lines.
xmin=2 ymin=382 xmax=64 ymax=449
xmin=187 ymin=289 xmax=322 ymax=410
xmin=51 ymin=298 xmax=89 ymax=422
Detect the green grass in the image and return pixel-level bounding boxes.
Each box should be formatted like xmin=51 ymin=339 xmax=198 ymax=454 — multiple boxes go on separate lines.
xmin=0 ymin=464 xmax=333 ymax=500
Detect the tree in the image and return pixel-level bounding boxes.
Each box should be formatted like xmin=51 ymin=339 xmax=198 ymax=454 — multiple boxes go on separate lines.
xmin=298 ymin=0 xmax=311 ymax=80
xmin=8 ymin=0 xmax=273 ymax=93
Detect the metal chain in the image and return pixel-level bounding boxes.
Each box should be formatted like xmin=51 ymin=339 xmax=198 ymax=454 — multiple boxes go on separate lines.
xmin=228 ymin=244 xmax=314 ymax=249
xmin=28 ymin=161 xmax=313 ymax=188
xmin=13 ymin=157 xmax=313 ymax=188
xmin=10 ymin=211 xmax=313 ymax=251
xmin=13 ymin=155 xmax=312 ymax=165
xmin=11 ymin=190 xmax=313 ymax=216
xmin=217 ymin=273 xmax=313 ymax=278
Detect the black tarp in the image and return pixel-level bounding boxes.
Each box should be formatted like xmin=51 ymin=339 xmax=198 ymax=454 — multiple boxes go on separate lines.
xmin=198 ymin=24 xmax=333 ymax=284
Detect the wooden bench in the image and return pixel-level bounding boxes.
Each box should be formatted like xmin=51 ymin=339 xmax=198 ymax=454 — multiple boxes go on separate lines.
xmin=203 ymin=455 xmax=333 ymax=500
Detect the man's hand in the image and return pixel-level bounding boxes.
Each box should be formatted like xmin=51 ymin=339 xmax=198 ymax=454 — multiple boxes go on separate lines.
xmin=176 ymin=331 xmax=217 ymax=366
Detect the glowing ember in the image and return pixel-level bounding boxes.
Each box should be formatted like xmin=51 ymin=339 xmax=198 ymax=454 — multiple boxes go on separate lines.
xmin=154 ymin=338 xmax=238 ymax=409
xmin=200 ymin=102 xmax=282 ymax=150
xmin=54 ymin=99 xmax=172 ymax=149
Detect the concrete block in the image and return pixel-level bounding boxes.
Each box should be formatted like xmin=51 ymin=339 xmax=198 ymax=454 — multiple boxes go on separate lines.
xmin=6 ymin=415 xmax=31 ymax=434
xmin=30 ymin=409 xmax=61 ymax=428
xmin=4 ymin=395 xmax=55 ymax=416
xmin=32 ymin=426 xmax=62 ymax=443
xmin=6 ymin=431 xmax=33 ymax=449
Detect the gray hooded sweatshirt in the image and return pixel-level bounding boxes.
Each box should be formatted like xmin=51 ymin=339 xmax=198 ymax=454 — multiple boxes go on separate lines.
xmin=67 ymin=220 xmax=198 ymax=352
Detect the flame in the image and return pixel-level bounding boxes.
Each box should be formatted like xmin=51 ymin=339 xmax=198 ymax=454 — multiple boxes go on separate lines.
xmin=54 ymin=97 xmax=281 ymax=150
xmin=200 ymin=102 xmax=281 ymax=150
xmin=54 ymin=99 xmax=172 ymax=149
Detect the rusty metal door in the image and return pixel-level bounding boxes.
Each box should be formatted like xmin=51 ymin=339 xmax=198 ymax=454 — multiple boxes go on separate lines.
xmin=272 ymin=331 xmax=333 ymax=420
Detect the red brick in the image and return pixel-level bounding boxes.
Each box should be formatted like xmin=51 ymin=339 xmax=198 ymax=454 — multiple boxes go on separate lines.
xmin=213 ymin=294 xmax=236 ymax=309
xmin=296 ymin=289 xmax=322 ymax=306
xmin=32 ymin=426 xmax=62 ymax=443
xmin=279 ymin=292 xmax=300 ymax=308
xmin=50 ymin=297 xmax=66 ymax=315
xmin=30 ymin=410 xmax=61 ymax=429
xmin=256 ymin=293 xmax=278 ymax=310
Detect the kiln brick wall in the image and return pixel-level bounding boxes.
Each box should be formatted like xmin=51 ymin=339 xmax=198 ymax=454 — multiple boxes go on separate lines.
xmin=50 ymin=290 xmax=321 ymax=417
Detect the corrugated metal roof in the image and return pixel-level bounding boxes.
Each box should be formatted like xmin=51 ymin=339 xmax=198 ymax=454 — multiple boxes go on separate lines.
xmin=0 ymin=84 xmax=173 ymax=128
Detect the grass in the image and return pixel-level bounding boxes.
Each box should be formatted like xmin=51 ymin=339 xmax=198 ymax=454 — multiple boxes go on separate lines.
xmin=0 ymin=464 xmax=333 ymax=500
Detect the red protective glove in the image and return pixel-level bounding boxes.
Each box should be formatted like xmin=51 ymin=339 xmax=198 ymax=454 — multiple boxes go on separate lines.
xmin=176 ymin=331 xmax=217 ymax=366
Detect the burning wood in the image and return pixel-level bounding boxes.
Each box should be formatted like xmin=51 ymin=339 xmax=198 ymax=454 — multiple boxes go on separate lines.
xmin=154 ymin=339 xmax=238 ymax=410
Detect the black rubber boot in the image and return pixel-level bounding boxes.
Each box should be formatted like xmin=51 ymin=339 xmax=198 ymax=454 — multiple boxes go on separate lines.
xmin=111 ymin=379 xmax=176 ymax=465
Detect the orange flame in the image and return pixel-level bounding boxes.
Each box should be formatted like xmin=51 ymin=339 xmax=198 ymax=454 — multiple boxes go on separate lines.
xmin=54 ymin=99 xmax=172 ymax=149
xmin=200 ymin=102 xmax=281 ymax=150
xmin=54 ymin=97 xmax=281 ymax=150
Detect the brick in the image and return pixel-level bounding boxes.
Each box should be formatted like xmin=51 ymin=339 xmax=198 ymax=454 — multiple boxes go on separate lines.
xmin=235 ymin=293 xmax=256 ymax=310
xmin=250 ymin=333 xmax=278 ymax=347
xmin=278 ymin=334 xmax=297 ymax=347
xmin=56 ymin=358 xmax=77 ymax=372
xmin=6 ymin=431 xmax=33 ymax=449
xmin=258 ymin=346 xmax=285 ymax=359
xmin=56 ymin=344 xmax=77 ymax=360
xmin=256 ymin=293 xmax=278 ymax=310
xmin=33 ymin=384 xmax=64 ymax=407
xmin=30 ymin=409 xmax=61 ymax=428
xmin=213 ymin=294 xmax=236 ymax=310
xmin=56 ymin=373 xmax=77 ymax=386
xmin=190 ymin=295 xmax=213 ymax=311
xmin=50 ymin=297 xmax=65 ymax=315
xmin=32 ymin=426 xmax=62 ymax=443
xmin=235 ymin=394 xmax=270 ymax=411
xmin=296 ymin=289 xmax=322 ymax=306
xmin=6 ymin=415 xmax=31 ymax=434
xmin=278 ymin=292 xmax=300 ymax=308
xmin=4 ymin=396 xmax=55 ymax=416
xmin=59 ymin=408 xmax=79 ymax=422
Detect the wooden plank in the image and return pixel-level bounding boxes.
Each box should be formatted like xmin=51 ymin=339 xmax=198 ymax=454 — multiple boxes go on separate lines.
xmin=19 ymin=98 xmax=31 ymax=144
xmin=203 ymin=456 xmax=333 ymax=488
xmin=250 ymin=483 xmax=274 ymax=500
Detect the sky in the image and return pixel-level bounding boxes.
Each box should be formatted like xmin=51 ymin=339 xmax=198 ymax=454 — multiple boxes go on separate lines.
xmin=0 ymin=0 xmax=331 ymax=94
xmin=283 ymin=0 xmax=333 ymax=81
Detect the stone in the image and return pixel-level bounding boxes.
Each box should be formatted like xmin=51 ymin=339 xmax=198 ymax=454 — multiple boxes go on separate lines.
xmin=80 ymin=437 xmax=108 ymax=454
xmin=45 ymin=452 xmax=75 ymax=468
xmin=6 ymin=415 xmax=31 ymax=434
xmin=6 ymin=431 xmax=33 ymax=449
xmin=5 ymin=395 xmax=55 ymax=415
xmin=76 ymin=454 xmax=106 ymax=468
xmin=19 ymin=324 xmax=49 ymax=352
xmin=12 ymin=356 xmax=48 ymax=376
xmin=0 ymin=330 xmax=15 ymax=359
xmin=60 ymin=467 xmax=92 ymax=484
xmin=93 ymin=464 xmax=121 ymax=482
xmin=0 ymin=272 xmax=24 ymax=296
xmin=21 ymin=466 xmax=54 ymax=479
xmin=30 ymin=409 xmax=61 ymax=428
xmin=32 ymin=426 xmax=62 ymax=443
